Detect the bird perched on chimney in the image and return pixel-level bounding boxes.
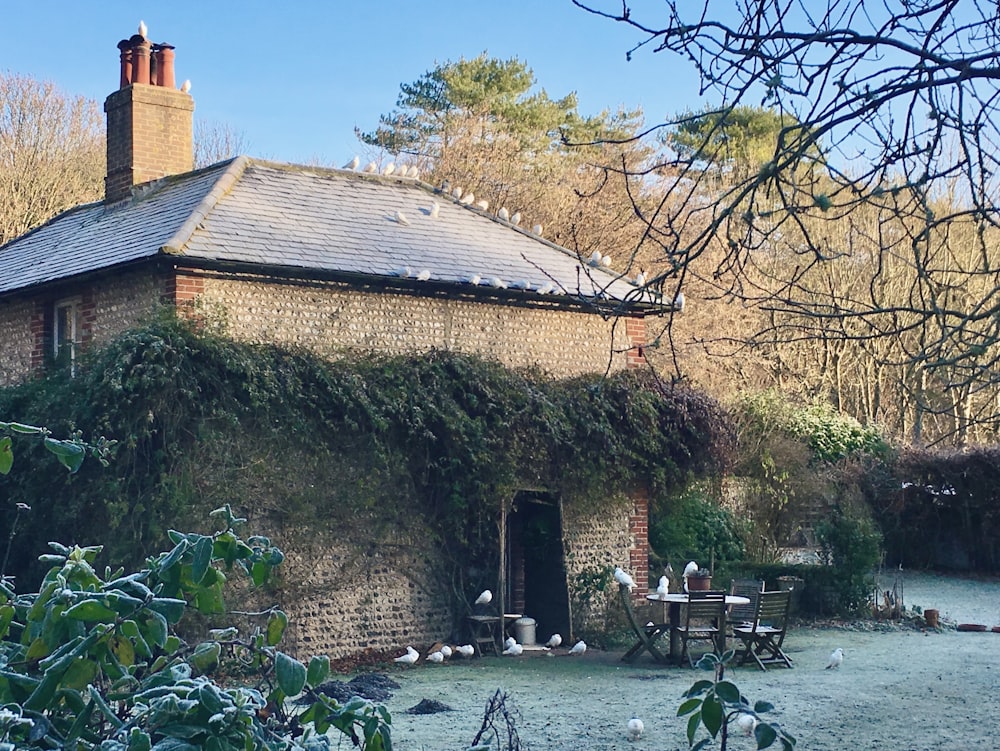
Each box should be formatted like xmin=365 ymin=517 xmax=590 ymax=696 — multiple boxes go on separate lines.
xmin=138 ymin=20 xmax=148 ymax=38
xmin=180 ymin=79 xmax=192 ymax=94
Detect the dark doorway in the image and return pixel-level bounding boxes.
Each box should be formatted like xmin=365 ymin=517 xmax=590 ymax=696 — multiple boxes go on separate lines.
xmin=506 ymin=491 xmax=570 ymax=642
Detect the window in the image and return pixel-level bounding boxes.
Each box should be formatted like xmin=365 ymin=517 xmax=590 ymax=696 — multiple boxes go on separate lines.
xmin=53 ymin=298 xmax=80 ymax=374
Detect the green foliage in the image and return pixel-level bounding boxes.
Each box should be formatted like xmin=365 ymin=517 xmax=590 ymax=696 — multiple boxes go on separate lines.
xmin=0 ymin=505 xmax=391 ymax=750
xmin=358 ymin=53 xmax=632 ymax=156
xmin=678 ymin=651 xmax=795 ymax=750
xmin=0 ymin=315 xmax=733 ymax=596
xmin=667 ymin=105 xmax=817 ymax=180
xmin=650 ymin=486 xmax=746 ymax=567
xmin=0 ymin=421 xmax=115 ymax=476
xmin=815 ymin=509 xmax=882 ymax=614
xmin=734 ymin=391 xmax=886 ymax=465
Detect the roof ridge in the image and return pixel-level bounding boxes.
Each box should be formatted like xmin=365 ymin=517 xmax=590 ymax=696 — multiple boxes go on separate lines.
xmin=160 ymin=155 xmax=251 ymax=255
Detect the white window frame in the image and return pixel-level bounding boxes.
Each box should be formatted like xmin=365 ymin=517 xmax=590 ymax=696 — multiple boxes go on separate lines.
xmin=53 ymin=297 xmax=81 ymax=375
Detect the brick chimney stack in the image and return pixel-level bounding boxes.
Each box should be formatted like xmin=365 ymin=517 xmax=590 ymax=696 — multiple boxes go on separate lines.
xmin=104 ymin=24 xmax=194 ymax=203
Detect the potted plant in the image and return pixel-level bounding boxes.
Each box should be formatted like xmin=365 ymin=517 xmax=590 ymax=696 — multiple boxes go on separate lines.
xmin=686 ymin=567 xmax=713 ymax=591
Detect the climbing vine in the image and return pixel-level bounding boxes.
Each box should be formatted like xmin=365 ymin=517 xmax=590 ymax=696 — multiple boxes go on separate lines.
xmin=0 ymin=314 xmax=734 ymax=589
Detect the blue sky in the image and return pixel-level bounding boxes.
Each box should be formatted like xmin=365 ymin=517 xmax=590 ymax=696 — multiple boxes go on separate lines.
xmin=0 ymin=1 xmax=705 ymax=165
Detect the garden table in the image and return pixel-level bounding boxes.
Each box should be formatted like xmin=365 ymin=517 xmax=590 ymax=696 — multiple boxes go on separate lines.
xmin=645 ymin=593 xmax=750 ymax=662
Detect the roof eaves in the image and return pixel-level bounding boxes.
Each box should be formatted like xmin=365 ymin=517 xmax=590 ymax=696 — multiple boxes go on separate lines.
xmin=159 ymin=155 xmax=251 ymax=256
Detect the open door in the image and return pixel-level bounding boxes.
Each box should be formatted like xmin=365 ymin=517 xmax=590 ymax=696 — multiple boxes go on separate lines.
xmin=505 ymin=491 xmax=570 ymax=642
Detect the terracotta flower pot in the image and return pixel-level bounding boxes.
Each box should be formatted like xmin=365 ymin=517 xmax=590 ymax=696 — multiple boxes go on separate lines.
xmin=687 ymin=574 xmax=712 ymax=591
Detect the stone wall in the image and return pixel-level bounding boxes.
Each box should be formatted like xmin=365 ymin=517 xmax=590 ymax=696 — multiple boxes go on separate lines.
xmin=256 ymin=522 xmax=454 ymax=660
xmin=561 ymin=495 xmax=639 ymax=634
xmin=198 ymin=272 xmax=638 ymax=377
xmin=0 ymin=270 xmax=166 ymax=387
xmin=0 ymin=296 xmax=35 ymax=386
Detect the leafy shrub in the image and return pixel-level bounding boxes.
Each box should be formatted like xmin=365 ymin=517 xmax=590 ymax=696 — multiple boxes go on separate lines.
xmin=650 ymin=486 xmax=746 ymax=569
xmin=0 ymin=503 xmax=391 ymax=750
xmin=815 ymin=509 xmax=882 ymax=614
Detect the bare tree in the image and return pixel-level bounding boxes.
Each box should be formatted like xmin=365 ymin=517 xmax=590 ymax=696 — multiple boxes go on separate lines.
xmin=0 ymin=72 xmax=104 ymax=246
xmin=194 ymin=119 xmax=249 ymax=168
xmin=574 ymin=0 xmax=1000 ymax=444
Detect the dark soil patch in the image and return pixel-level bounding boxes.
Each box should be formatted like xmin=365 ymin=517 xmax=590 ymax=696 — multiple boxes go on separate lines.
xmin=406 ymin=698 xmax=454 ymax=715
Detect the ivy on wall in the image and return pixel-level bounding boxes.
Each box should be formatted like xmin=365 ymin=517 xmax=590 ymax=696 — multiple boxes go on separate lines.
xmin=0 ymin=314 xmax=734 ymax=587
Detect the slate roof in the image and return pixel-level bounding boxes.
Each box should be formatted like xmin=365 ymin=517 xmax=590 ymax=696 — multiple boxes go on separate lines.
xmin=0 ymin=156 xmax=653 ymax=307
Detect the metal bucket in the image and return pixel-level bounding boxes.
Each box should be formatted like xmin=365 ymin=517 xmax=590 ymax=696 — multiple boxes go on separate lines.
xmin=513 ymin=617 xmax=537 ymax=645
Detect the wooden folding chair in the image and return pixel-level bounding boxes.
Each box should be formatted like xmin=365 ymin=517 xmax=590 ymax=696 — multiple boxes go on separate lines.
xmin=728 ymin=578 xmax=765 ymax=632
xmin=618 ymin=584 xmax=671 ymax=663
xmin=676 ymin=590 xmax=727 ymax=667
xmin=733 ymin=589 xmax=793 ymax=670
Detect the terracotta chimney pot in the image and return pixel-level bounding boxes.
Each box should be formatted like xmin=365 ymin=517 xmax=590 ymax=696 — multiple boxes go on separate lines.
xmin=153 ymin=44 xmax=176 ymax=88
xmin=117 ymin=39 xmax=133 ymax=88
xmin=130 ymin=34 xmax=151 ymax=85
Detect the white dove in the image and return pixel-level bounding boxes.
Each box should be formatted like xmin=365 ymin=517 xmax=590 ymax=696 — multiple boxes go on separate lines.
xmin=364 ymin=161 xmax=377 ymax=173
xmin=656 ymin=575 xmax=670 ymax=596
xmin=683 ymin=561 xmax=700 ymax=577
xmin=736 ymin=712 xmax=758 ymax=736
xmin=456 ymin=644 xmax=476 ymax=657
xmin=138 ymin=20 xmax=147 ymax=37
xmin=406 ymin=165 xmax=419 ymax=178
xmin=568 ymin=640 xmax=587 ymax=655
xmin=532 ymin=223 xmax=543 ymax=235
xmin=342 ymin=155 xmax=360 ymax=170
xmin=394 ymin=210 xmax=410 ymax=226
xmin=468 ymin=274 xmax=482 ymax=286
xmin=429 ymin=200 xmax=440 ymax=218
xmin=440 ymin=645 xmax=452 ymax=658
xmin=626 ymin=717 xmax=644 ymax=741
xmin=426 ymin=650 xmax=444 ymax=663
xmin=489 ymin=277 xmax=508 ymax=289
xmin=826 ymin=647 xmax=844 ymax=669
xmin=452 ymin=186 xmax=464 ymax=199
xmin=394 ymin=646 xmax=419 ymax=665
xmin=460 ymin=192 xmax=475 ymax=205
xmin=475 ymin=589 xmax=492 ymax=605
xmin=475 ymin=199 xmax=489 ymax=211
xmin=415 ymin=269 xmax=431 ymax=281
xmin=382 ymin=162 xmax=395 ymax=176
xmin=544 ymin=633 xmax=562 ymax=648
xmin=601 ymin=254 xmax=612 ymax=267
xmin=498 ymin=207 xmax=510 ymax=221
xmin=635 ymin=270 xmax=647 ymax=286
xmin=510 ymin=212 xmax=521 ymax=225
xmin=589 ymin=250 xmax=603 ymax=267
xmin=536 ymin=282 xmax=554 ymax=295
xmin=614 ymin=566 xmax=636 ymax=591
xmin=502 ymin=642 xmax=523 ymax=656
xmin=180 ymin=79 xmax=192 ymax=94
xmin=504 ymin=636 xmax=517 ymax=650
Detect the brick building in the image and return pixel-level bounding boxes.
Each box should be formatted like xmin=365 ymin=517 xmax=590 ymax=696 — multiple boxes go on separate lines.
xmin=0 ymin=28 xmax=666 ymax=655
